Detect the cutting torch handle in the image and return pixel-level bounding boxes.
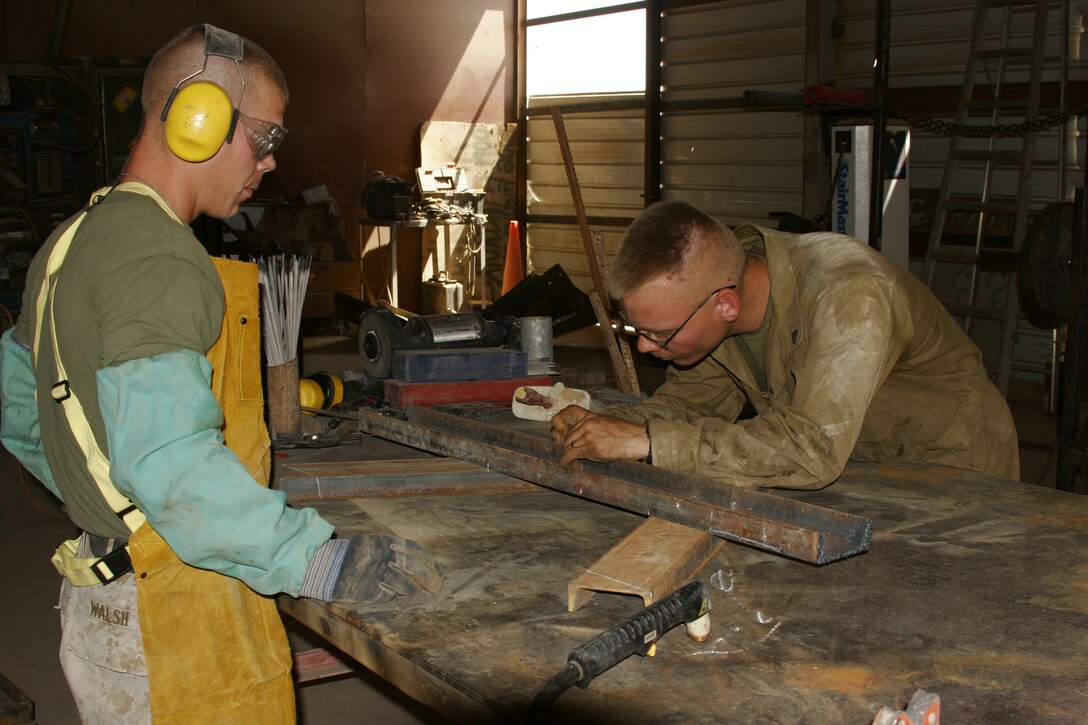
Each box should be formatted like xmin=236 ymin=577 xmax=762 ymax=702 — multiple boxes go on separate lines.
xmin=569 ymin=580 xmax=711 ymax=687
xmin=525 ymin=580 xmax=712 ymax=722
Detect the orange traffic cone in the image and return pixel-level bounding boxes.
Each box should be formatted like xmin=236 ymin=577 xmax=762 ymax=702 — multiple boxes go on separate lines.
xmin=502 ymin=220 xmax=524 ymax=295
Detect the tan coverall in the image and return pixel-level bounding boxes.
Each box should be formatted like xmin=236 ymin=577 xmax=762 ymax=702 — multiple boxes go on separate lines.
xmin=610 ymin=224 xmax=1020 ymax=488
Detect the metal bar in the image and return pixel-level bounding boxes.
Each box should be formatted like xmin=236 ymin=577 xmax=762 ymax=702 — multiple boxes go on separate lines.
xmin=525 ymin=82 xmax=1083 ymax=118
xmin=551 ymin=107 xmax=641 ymax=395
xmin=526 ymin=213 xmax=635 ymax=227
xmin=645 ymin=0 xmax=662 ymax=207
xmin=551 ymin=108 xmax=606 ymax=291
xmin=292 ymin=648 xmax=356 ymax=684
xmin=1057 ymin=187 xmax=1086 ymax=493
xmin=568 ymin=517 xmax=723 ymax=612
xmin=275 ymin=459 xmax=536 ymax=502
xmin=525 ymin=1 xmax=645 ymax=27
xmin=869 ymin=0 xmax=891 ymax=252
xmin=516 ymin=0 xmax=528 ymax=277
xmin=347 ymin=406 xmax=872 ymax=565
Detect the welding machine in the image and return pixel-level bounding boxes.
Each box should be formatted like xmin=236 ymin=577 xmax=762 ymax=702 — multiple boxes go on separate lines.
xmin=362 ymin=171 xmax=412 ymax=219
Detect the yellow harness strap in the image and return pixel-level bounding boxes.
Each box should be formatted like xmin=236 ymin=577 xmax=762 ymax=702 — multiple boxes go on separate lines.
xmin=36 ymin=185 xmax=179 ymax=584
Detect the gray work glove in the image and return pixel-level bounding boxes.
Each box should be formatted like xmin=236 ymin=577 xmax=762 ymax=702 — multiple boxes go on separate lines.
xmin=300 ymin=533 xmax=443 ymax=604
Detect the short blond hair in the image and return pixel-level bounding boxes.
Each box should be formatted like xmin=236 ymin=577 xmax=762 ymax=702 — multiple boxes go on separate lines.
xmin=142 ymin=24 xmax=289 ymax=121
xmin=607 ymin=200 xmax=747 ymax=301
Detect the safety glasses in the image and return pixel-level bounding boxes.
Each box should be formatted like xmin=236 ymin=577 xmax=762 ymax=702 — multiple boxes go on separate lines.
xmin=619 ymin=284 xmax=736 ymax=351
xmin=238 ymin=113 xmax=288 ymax=160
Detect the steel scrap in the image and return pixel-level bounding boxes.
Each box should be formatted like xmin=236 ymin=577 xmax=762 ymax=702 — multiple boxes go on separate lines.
xmin=349 ymin=405 xmax=872 ymax=565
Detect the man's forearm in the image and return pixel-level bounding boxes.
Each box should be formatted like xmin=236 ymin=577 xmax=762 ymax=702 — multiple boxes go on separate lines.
xmin=97 ymin=349 xmax=334 ymax=595
xmin=0 ymin=328 xmax=61 ymax=497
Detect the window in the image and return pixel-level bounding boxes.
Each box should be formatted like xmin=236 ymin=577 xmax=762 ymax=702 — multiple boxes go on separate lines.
xmin=526 ymin=2 xmax=646 ymax=97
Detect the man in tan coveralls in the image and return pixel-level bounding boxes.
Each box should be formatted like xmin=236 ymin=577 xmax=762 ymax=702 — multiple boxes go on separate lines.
xmin=552 ymin=200 xmax=1020 ymax=488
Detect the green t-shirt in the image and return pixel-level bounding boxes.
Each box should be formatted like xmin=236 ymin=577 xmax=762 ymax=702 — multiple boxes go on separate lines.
xmin=16 ymin=189 xmax=224 ymax=538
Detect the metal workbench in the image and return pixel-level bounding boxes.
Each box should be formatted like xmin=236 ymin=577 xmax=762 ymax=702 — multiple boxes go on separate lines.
xmin=275 ymin=430 xmax=1088 ymax=723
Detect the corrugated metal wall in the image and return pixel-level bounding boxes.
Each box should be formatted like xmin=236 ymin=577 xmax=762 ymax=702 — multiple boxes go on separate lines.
xmin=525 ymin=98 xmax=645 ymax=292
xmin=525 ymin=0 xmax=809 ymax=292
xmin=659 ymin=0 xmax=809 ymax=226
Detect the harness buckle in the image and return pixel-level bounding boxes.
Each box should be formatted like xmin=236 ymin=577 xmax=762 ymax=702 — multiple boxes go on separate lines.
xmin=90 ymin=545 xmax=134 ymax=585
xmin=51 ymin=380 xmax=71 ymax=402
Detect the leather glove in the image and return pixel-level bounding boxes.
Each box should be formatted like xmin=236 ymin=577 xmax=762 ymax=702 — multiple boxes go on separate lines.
xmin=301 ymin=533 xmax=443 ymax=604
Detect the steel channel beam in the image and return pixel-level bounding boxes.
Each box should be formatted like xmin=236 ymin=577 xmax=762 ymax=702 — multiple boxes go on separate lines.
xmin=350 ymin=406 xmax=871 ymax=565
xmin=406 ymin=406 xmax=872 ymax=561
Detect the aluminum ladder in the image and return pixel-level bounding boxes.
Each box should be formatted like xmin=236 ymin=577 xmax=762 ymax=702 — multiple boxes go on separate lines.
xmin=920 ymin=0 xmax=1059 ymax=396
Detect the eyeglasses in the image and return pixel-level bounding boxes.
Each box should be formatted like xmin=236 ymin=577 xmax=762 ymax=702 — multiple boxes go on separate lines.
xmin=619 ymin=284 xmax=736 ymax=351
xmin=238 ymin=113 xmax=288 ymax=160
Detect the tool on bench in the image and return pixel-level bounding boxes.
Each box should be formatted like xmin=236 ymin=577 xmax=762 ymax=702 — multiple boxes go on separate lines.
xmin=298 ymin=371 xmax=346 ymax=414
xmin=510 ymin=382 xmax=591 ymax=421
xmin=524 ymin=580 xmax=712 ymax=722
xmin=358 ymin=307 xmax=519 ymax=379
xmin=872 ymin=689 xmax=940 ymax=725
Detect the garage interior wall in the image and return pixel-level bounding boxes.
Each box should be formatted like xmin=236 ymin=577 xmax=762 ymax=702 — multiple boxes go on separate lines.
xmin=837 ymin=0 xmax=1086 ymax=383
xmin=0 ymin=0 xmax=517 ymax=313
xmin=525 ymin=0 xmax=1086 ymax=385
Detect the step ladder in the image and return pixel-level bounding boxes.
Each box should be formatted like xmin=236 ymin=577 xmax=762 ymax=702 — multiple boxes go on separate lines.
xmin=921 ymin=0 xmax=1062 ymax=396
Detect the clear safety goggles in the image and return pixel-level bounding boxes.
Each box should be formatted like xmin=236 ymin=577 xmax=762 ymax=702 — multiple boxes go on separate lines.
xmin=238 ymin=113 xmax=288 ymax=160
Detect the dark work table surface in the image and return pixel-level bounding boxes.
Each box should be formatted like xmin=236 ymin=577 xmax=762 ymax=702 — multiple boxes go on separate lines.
xmin=274 ymin=429 xmax=1088 ymax=724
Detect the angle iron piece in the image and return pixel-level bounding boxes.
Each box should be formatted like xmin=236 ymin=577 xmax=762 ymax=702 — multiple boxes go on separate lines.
xmin=349 ymin=406 xmax=871 ymax=565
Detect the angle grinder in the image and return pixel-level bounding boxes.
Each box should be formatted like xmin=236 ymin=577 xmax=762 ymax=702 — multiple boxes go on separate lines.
xmin=358 ymin=307 xmax=520 ymax=379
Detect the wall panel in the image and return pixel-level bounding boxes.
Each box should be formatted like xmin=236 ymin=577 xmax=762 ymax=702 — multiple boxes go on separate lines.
xmin=660 ymin=0 xmax=808 ymax=228
xmin=525 ymin=98 xmax=645 ymax=293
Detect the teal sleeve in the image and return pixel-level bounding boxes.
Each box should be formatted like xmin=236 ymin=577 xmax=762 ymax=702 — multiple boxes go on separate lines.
xmin=96 ymin=349 xmax=334 ymax=596
xmin=0 ymin=328 xmax=62 ymax=498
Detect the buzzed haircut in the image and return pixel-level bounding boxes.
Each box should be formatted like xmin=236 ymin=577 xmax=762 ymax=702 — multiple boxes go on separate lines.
xmin=141 ymin=24 xmax=289 ymax=119
xmin=607 ymin=200 xmax=746 ymax=301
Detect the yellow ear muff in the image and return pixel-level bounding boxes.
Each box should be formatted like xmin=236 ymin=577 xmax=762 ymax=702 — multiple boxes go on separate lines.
xmin=298 ymin=379 xmax=325 ymax=416
xmin=299 ymin=372 xmax=345 ymax=415
xmin=163 ymin=81 xmax=235 ymax=162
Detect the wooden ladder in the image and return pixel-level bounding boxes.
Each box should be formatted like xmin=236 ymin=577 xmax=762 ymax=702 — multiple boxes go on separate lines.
xmin=921 ymin=0 xmax=1057 ymax=395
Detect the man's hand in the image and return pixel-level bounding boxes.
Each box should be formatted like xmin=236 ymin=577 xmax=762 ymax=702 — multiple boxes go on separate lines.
xmin=551 ymin=405 xmax=651 ymax=464
xmin=550 ymin=404 xmax=591 ymax=440
xmin=332 ymin=534 xmax=443 ymax=603
xmin=301 ymin=533 xmax=444 ymax=604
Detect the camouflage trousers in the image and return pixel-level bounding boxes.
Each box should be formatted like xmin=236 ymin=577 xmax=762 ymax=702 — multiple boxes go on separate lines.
xmin=57 ymin=533 xmax=150 ymax=724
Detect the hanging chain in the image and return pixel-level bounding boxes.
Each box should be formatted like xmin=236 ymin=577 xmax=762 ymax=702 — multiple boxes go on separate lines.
xmin=889 ymin=103 xmax=1088 ymax=138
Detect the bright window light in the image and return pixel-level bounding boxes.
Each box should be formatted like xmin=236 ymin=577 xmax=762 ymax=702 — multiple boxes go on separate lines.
xmin=527 ymin=0 xmax=631 ymax=20
xmin=526 ymin=8 xmax=645 ymax=96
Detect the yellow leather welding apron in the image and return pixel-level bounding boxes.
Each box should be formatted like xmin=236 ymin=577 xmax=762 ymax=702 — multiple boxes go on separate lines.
xmin=127 ymin=257 xmax=295 ymax=723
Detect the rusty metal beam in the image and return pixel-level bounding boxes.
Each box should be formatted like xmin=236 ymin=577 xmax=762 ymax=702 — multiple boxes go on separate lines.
xmin=275 ymin=459 xmax=536 ymax=502
xmin=552 ymin=107 xmax=641 ymax=396
xmin=348 ymin=406 xmax=872 ymax=565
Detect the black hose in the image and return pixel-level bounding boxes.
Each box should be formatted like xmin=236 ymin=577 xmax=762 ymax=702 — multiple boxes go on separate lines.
xmin=523 ymin=664 xmax=581 ymax=724
xmin=522 ymin=581 xmax=711 ymax=722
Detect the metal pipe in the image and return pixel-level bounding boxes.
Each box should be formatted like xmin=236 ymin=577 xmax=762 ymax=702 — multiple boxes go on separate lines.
xmin=46 ymin=0 xmax=70 ymax=60
xmin=644 ymin=0 xmax=662 ymax=206
xmin=1057 ymin=187 xmax=1086 ymax=493
xmin=348 ymin=406 xmax=872 ymax=564
xmin=869 ymin=0 xmax=891 ymax=252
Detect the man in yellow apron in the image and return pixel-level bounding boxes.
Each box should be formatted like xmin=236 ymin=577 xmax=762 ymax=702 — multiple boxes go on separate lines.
xmin=0 ymin=25 xmax=441 ymax=723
